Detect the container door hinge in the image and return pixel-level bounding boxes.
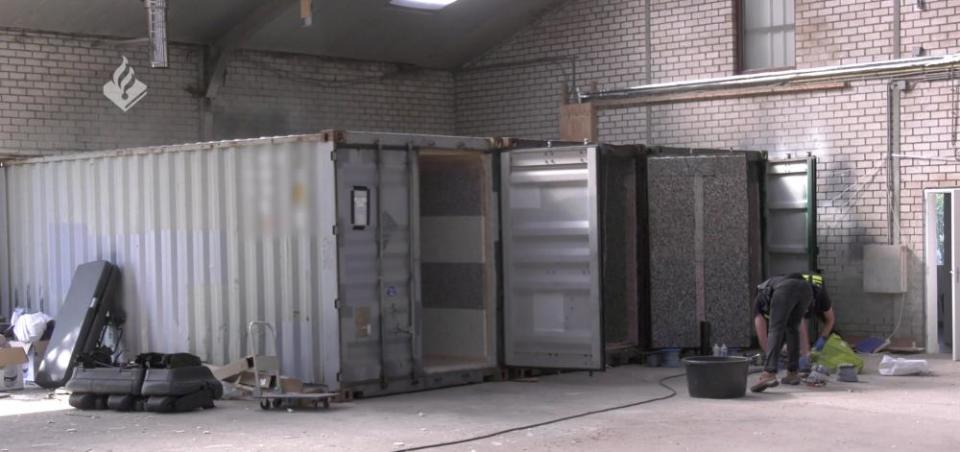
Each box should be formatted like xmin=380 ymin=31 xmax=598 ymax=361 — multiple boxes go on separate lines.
xmin=334 ymin=298 xmax=341 ymax=309
xmin=330 ymin=150 xmax=337 ymax=161
xmin=332 ymin=225 xmax=339 ymax=236
xmin=336 ymin=371 xmax=342 ymax=382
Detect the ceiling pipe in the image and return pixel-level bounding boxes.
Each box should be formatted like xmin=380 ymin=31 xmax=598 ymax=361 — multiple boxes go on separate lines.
xmin=145 ymin=0 xmax=168 ymax=68
xmin=643 ymin=0 xmax=653 ymax=144
xmin=892 ymin=154 xmax=960 ymax=163
xmin=579 ymin=54 xmax=960 ymax=101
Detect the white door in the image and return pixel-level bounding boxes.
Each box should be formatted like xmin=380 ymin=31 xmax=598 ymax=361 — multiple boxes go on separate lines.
xmin=500 ymin=146 xmax=604 ymax=370
xmin=952 ymin=190 xmax=960 ymax=361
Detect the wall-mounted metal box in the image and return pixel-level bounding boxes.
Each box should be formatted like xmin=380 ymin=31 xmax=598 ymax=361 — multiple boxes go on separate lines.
xmin=863 ymin=244 xmax=908 ymax=293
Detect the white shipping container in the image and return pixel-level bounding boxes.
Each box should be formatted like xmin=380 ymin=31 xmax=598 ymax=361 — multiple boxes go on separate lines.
xmin=0 ymin=133 xmax=341 ymax=386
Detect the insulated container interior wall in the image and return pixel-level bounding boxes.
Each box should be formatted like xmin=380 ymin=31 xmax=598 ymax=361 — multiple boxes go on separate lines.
xmin=0 ymin=138 xmax=341 ymax=386
xmin=599 ymin=150 xmax=645 ymax=350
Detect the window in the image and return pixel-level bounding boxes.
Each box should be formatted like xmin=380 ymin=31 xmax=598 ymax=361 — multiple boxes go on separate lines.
xmin=937 ymin=193 xmax=946 ymax=265
xmin=738 ymin=0 xmax=795 ymax=72
xmin=389 ymin=0 xmax=459 ymax=11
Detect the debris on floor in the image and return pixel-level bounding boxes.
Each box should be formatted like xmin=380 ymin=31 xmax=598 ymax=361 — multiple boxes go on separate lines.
xmin=853 ymin=336 xmax=887 ymax=353
xmin=878 ymin=355 xmax=931 ymax=376
xmin=810 ymin=334 xmax=864 ymax=373
xmin=802 ymin=365 xmax=830 ymax=387
xmin=230 ymin=322 xmax=337 ymax=411
xmin=1 ymin=308 xmax=53 ymax=391
xmin=837 ymin=364 xmax=859 ymax=382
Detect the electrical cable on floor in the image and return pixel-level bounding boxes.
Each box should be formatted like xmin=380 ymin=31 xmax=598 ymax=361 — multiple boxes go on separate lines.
xmin=395 ymin=373 xmax=686 ymax=452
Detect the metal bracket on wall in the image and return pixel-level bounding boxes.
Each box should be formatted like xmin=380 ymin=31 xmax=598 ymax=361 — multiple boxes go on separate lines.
xmin=300 ymin=0 xmax=313 ymax=27
xmin=145 ymin=0 xmax=168 ymax=68
xmin=887 ymin=80 xmax=907 ymax=245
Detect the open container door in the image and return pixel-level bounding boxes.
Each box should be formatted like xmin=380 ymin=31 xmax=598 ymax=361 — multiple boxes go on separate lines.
xmin=501 ymin=146 xmax=604 ymax=370
xmin=765 ymin=157 xmax=818 ymax=276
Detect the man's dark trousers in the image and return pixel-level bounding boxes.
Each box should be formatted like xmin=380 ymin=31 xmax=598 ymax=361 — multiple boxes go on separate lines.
xmin=763 ymin=278 xmax=812 ymax=373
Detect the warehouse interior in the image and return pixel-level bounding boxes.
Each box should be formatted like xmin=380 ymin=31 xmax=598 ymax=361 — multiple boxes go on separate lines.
xmin=1 ymin=1 xmax=959 ymax=451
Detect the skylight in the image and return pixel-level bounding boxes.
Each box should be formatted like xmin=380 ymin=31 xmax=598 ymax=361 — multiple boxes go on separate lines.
xmin=389 ymin=0 xmax=459 ymax=11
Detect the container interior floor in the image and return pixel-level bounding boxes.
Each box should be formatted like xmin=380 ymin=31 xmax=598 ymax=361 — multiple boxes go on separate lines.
xmin=418 ymin=151 xmax=496 ymax=374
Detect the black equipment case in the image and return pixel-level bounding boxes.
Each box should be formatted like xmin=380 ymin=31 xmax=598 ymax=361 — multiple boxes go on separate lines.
xmin=35 ymin=261 xmax=121 ymax=389
xmin=66 ymin=353 xmax=222 ymax=413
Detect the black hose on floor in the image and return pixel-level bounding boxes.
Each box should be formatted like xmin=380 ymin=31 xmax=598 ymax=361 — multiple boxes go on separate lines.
xmin=395 ymin=373 xmax=687 ymax=452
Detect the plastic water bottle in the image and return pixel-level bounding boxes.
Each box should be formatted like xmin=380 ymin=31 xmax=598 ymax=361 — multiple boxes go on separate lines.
xmin=720 ymin=344 xmax=728 ymax=357
xmin=712 ymin=344 xmax=721 ymax=356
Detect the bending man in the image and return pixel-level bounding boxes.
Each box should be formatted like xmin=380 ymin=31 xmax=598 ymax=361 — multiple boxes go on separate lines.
xmin=754 ymin=273 xmax=835 ymax=374
xmin=751 ymin=273 xmax=833 ymax=392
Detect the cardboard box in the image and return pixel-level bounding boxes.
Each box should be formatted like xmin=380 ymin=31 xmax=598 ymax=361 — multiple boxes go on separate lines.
xmin=0 ymin=346 xmax=27 ymax=367
xmin=236 ymin=370 xmax=276 ymax=390
xmin=279 ymin=376 xmax=304 ymax=394
xmin=0 ymin=345 xmax=28 ymax=391
xmin=210 ymin=355 xmax=257 ymax=381
xmin=7 ymin=340 xmax=49 ymax=384
xmin=212 ymin=355 xmax=281 ymax=390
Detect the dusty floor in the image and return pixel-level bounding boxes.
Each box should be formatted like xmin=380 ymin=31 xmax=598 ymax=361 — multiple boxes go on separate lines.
xmin=1 ymin=354 xmax=958 ymax=452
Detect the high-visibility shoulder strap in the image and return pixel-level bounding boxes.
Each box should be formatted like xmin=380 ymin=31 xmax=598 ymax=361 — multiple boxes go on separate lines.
xmin=802 ymin=273 xmax=824 ymax=287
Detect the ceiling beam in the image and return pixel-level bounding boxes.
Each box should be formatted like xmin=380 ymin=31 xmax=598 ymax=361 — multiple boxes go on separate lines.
xmin=204 ymin=0 xmax=297 ymax=99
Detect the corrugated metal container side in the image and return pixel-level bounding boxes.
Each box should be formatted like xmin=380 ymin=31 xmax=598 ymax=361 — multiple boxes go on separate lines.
xmin=0 ymin=135 xmax=341 ymax=386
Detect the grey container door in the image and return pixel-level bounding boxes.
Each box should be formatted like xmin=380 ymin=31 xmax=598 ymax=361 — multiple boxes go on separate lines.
xmin=501 ymin=146 xmax=604 ymax=370
xmin=765 ymin=158 xmax=818 ymax=276
xmin=335 ymin=147 xmax=417 ymax=386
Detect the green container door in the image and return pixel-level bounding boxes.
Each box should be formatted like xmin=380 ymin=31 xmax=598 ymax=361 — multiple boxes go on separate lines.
xmin=764 ymin=157 xmax=818 ymax=276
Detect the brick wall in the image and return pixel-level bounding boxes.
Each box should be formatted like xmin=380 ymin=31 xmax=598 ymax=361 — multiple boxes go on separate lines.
xmin=456 ymin=0 xmax=960 ymax=345
xmin=212 ymin=50 xmax=454 ymax=139
xmin=0 ymin=28 xmax=454 ymax=155
xmin=0 ymin=30 xmax=201 ymax=155
xmin=456 ymin=0 xmax=647 ymax=141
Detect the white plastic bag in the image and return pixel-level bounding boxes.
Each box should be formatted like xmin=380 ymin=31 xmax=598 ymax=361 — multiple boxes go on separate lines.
xmin=12 ymin=312 xmax=52 ymax=343
xmin=878 ymin=354 xmax=930 ymax=376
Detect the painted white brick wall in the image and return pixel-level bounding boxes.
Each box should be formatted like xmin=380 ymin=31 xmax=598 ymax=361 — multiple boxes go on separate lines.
xmin=0 ymin=28 xmax=455 ymax=155
xmin=213 ymin=50 xmax=454 ymax=139
xmin=0 ymin=30 xmax=201 ymax=154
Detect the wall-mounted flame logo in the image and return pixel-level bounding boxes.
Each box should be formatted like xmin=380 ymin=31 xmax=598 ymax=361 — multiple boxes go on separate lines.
xmin=103 ymin=56 xmax=148 ymax=112
xmin=113 ymin=57 xmax=138 ymax=100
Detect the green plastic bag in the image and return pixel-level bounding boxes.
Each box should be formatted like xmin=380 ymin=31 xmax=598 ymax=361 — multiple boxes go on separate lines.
xmin=810 ymin=333 xmax=864 ymax=373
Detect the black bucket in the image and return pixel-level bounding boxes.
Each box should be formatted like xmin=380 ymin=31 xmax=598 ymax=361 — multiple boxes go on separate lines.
xmin=682 ymin=356 xmax=750 ymax=399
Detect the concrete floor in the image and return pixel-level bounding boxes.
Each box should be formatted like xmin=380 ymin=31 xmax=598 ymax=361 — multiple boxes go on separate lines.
xmin=1 ymin=354 xmax=958 ymax=452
